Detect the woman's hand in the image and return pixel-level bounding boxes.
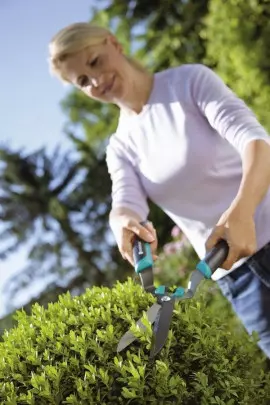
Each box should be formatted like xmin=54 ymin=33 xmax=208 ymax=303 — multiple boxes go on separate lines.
xmin=205 ymin=203 xmax=257 ymax=270
xmin=109 ymin=209 xmax=158 ymax=267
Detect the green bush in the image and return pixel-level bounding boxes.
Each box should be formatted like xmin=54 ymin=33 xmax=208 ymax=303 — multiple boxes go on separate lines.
xmin=0 ymin=279 xmax=270 ymax=405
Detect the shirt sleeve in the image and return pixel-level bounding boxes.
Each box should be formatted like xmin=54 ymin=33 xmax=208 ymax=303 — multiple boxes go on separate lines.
xmin=190 ymin=64 xmax=270 ymax=154
xmin=106 ymin=135 xmax=149 ymax=220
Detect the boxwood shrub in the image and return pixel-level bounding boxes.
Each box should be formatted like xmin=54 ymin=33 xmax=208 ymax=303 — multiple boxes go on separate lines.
xmin=0 ymin=278 xmax=270 ymax=404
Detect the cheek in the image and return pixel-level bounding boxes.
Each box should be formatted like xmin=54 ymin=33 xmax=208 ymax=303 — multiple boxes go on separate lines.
xmin=106 ymin=51 xmax=125 ymax=73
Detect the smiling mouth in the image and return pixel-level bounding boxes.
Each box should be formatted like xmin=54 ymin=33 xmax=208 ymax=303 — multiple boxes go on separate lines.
xmin=103 ymin=76 xmax=115 ymax=95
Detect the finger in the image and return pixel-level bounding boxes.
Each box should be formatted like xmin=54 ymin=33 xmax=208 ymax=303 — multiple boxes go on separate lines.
xmin=143 ymin=220 xmax=155 ymax=235
xmin=143 ymin=221 xmax=158 ymax=251
xmin=121 ymin=223 xmax=158 ymax=266
xmin=119 ymin=231 xmax=134 ymax=264
xmin=120 ymin=241 xmax=134 ymax=266
xmin=205 ymin=226 xmax=224 ymax=251
xmin=148 ymin=227 xmax=158 ymax=252
xmin=128 ymin=240 xmax=158 ymax=266
xmin=221 ymin=247 xmax=239 ymax=270
xmin=125 ymin=219 xmax=155 ymax=243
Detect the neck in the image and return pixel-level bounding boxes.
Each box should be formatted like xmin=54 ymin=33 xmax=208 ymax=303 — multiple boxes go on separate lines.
xmin=117 ymin=67 xmax=154 ymax=115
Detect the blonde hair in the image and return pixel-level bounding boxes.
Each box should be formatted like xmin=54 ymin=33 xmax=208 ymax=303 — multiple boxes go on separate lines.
xmin=48 ymin=22 xmax=145 ymax=83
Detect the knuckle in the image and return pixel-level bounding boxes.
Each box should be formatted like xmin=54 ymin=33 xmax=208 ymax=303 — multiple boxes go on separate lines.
xmin=125 ymin=218 xmax=134 ymax=228
xmin=124 ymin=218 xmax=138 ymax=232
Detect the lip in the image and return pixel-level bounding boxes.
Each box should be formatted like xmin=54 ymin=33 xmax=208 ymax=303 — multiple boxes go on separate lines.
xmin=103 ymin=76 xmax=115 ymax=95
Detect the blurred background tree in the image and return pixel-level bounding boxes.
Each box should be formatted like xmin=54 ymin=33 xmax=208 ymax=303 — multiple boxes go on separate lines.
xmin=203 ymin=0 xmax=270 ymax=131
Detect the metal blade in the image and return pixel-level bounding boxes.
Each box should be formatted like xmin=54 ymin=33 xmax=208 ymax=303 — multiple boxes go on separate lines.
xmin=150 ymin=298 xmax=174 ymax=358
xmin=185 ymin=269 xmax=205 ymax=298
xmin=117 ymin=303 xmax=161 ymax=352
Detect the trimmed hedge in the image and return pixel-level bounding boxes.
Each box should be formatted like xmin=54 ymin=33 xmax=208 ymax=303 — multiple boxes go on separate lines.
xmin=0 ymin=278 xmax=270 ymax=404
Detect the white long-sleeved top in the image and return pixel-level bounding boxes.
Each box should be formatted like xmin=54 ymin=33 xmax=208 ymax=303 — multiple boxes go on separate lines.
xmin=106 ymin=64 xmax=270 ymax=280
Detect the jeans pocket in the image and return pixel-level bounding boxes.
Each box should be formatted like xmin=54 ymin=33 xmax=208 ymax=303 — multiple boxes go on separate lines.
xmin=229 ymin=269 xmax=254 ymax=299
xmin=249 ymin=245 xmax=270 ymax=288
xmin=217 ymin=277 xmax=233 ymax=301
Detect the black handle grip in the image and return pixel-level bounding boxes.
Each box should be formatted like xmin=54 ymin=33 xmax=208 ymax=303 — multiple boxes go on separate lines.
xmin=204 ymin=239 xmax=229 ymax=271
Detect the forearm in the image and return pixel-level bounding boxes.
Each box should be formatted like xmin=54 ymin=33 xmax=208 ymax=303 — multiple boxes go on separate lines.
xmin=233 ymin=139 xmax=270 ymax=213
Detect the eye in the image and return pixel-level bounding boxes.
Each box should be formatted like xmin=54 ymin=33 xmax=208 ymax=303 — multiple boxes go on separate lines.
xmin=89 ymin=57 xmax=99 ymax=67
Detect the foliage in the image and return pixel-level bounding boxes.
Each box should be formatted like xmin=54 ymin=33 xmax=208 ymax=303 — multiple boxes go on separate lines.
xmin=153 ymin=226 xmax=243 ymax=336
xmin=105 ymin=0 xmax=209 ymax=71
xmin=0 ymin=279 xmax=269 ymax=405
xmin=0 ymin=144 xmax=127 ymax=313
xmin=154 ymin=229 xmax=198 ymax=287
xmin=203 ymin=0 xmax=270 ymax=132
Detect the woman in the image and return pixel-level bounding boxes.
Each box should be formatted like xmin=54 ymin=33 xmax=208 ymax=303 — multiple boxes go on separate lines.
xmin=49 ymin=22 xmax=270 ymax=357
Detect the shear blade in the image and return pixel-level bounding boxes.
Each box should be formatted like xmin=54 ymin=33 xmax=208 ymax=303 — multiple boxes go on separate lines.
xmin=150 ymin=299 xmax=174 ymax=358
xmin=185 ymin=269 xmax=205 ymax=297
xmin=117 ymin=303 xmax=161 ymax=352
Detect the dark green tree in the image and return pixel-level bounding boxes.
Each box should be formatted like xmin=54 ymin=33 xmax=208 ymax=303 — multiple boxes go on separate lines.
xmin=203 ymin=0 xmax=270 ymax=132
xmin=104 ymin=0 xmax=209 ymax=70
xmin=0 ymin=144 xmax=124 ymax=314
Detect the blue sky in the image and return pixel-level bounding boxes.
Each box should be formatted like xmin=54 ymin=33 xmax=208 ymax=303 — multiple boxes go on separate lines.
xmin=0 ymin=0 xmax=101 ymax=317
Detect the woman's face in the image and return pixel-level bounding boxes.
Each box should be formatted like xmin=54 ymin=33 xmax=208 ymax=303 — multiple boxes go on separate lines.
xmin=61 ymin=35 xmax=129 ymax=103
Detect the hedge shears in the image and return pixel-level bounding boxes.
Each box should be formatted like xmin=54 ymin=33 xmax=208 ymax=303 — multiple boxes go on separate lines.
xmin=117 ymin=232 xmax=229 ymax=358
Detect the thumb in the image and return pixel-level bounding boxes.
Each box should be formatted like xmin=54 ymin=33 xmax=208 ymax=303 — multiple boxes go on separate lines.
xmin=137 ymin=223 xmax=156 ymax=243
xmin=205 ymin=226 xmax=224 ymax=251
xmin=127 ymin=220 xmax=155 ymax=243
xmin=143 ymin=221 xmax=156 ymax=238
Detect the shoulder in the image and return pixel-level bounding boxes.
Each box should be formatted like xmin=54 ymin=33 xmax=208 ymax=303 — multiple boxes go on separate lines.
xmin=153 ymin=64 xmax=217 ymax=102
xmin=155 ymin=63 xmax=212 ymax=85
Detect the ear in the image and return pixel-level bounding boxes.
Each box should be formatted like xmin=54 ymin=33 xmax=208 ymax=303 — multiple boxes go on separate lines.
xmin=105 ymin=34 xmax=123 ymax=53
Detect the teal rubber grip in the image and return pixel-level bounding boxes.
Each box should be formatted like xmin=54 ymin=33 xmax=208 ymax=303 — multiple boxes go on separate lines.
xmin=196 ymin=239 xmax=229 ymax=279
xmin=196 ymin=260 xmax=212 ymax=279
xmin=133 ymin=239 xmax=153 ymax=273
xmin=155 ymin=285 xmax=166 ymax=295
xmin=155 ymin=286 xmax=185 ymax=297
xmin=173 ymin=287 xmax=185 ymax=298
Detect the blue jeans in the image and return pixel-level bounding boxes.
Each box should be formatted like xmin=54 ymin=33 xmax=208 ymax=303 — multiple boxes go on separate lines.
xmin=217 ymin=242 xmax=270 ymax=358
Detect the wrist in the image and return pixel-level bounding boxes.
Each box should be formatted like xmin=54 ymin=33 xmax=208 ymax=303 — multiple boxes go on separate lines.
xmin=109 ymin=207 xmax=143 ymax=222
xmin=229 ymin=194 xmax=256 ymax=217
